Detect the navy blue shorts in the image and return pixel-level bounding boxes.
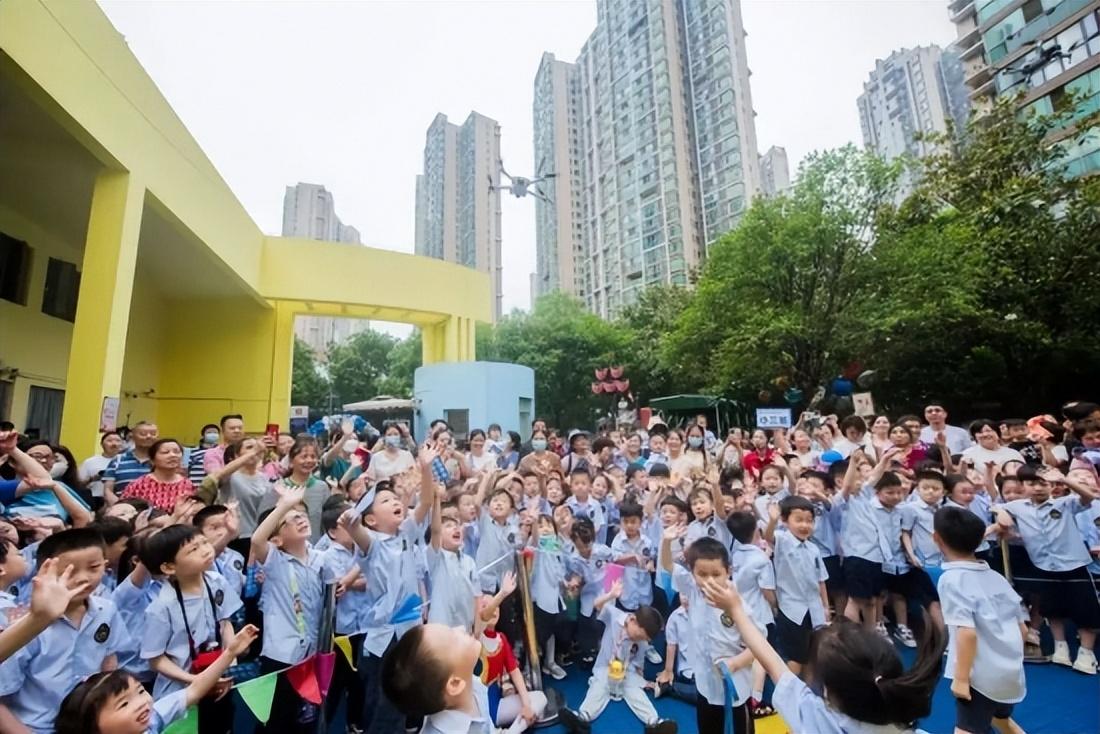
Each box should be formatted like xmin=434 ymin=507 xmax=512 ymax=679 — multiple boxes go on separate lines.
xmin=955 ymin=687 xmax=1015 ymax=733
xmin=775 ymin=610 xmax=814 ymax=664
xmin=823 ymin=555 xmax=844 ymax=595
xmin=884 ymin=568 xmax=939 ymax=607
xmin=1032 ymin=566 xmax=1100 ymax=629
xmin=844 ymin=556 xmax=884 ymax=600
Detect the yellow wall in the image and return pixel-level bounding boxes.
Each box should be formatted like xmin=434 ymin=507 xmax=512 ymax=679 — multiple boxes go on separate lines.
xmin=0 ymin=203 xmax=79 ymax=433
xmin=0 ymin=0 xmax=489 ymax=459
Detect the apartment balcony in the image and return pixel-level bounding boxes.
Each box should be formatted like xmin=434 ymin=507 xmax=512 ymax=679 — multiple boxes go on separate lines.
xmin=951 ymin=0 xmax=977 ymax=23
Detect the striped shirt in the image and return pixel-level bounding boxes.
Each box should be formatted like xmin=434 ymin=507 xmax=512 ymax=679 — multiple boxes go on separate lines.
xmin=103 ymin=449 xmax=152 ymax=495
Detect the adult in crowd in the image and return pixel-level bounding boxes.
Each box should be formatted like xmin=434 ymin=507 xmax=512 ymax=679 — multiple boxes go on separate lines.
xmin=562 ymin=430 xmax=594 ymax=475
xmin=263 ymin=431 xmax=295 ymax=481
xmin=962 ymin=418 xmax=1026 ymax=468
xmin=119 ymin=437 xmax=194 ymax=511
xmin=496 ymin=431 xmax=522 ymax=471
xmin=869 ymin=415 xmax=893 ymax=455
xmin=741 ymin=428 xmax=775 ymax=479
xmin=718 ymin=428 xmax=744 ymax=470
xmin=279 ymin=435 xmax=330 ymax=543
xmin=788 ymin=428 xmax=820 ymax=469
xmin=831 ymin=415 xmax=874 ymax=458
xmin=199 ymin=436 xmax=271 ymax=553
xmin=367 ymin=422 xmax=416 ymax=482
xmin=321 ymin=424 xmax=359 ymax=483
xmin=519 ymin=427 xmax=563 ymax=477
xmin=464 ymin=429 xmax=498 ymax=476
xmin=695 ymin=413 xmax=718 ymax=452
xmin=103 ymin=420 xmax=158 ymax=503
xmin=518 ymin=418 xmax=548 ymax=459
xmin=919 ymin=402 xmax=972 ymax=454
xmin=78 ymin=430 xmax=123 ymax=503
xmin=203 ymin=413 xmax=246 ymax=475
xmin=886 ymin=422 xmax=929 ymax=472
xmin=11 ymin=441 xmax=93 ymax=526
xmin=186 ymin=422 xmax=220 ymax=486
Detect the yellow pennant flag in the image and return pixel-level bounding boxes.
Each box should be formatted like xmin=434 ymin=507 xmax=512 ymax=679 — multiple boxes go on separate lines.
xmin=335 ymin=635 xmax=357 ymax=671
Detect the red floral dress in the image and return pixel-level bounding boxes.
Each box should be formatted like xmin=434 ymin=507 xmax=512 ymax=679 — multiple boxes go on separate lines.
xmin=121 ymin=474 xmax=195 ymax=511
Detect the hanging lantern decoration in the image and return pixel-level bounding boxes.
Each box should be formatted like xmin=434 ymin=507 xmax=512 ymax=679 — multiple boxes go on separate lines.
xmin=595 ymin=368 xmax=609 ymax=380
xmin=831 ymin=378 xmax=854 ymax=397
xmin=842 ymin=361 xmax=863 ymax=380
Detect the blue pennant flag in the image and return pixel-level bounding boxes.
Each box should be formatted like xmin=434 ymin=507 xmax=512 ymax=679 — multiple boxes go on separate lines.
xmin=391 ymin=594 xmax=424 ymax=625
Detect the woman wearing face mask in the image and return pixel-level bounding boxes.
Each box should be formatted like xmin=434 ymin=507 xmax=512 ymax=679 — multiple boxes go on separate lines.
xmin=11 ymin=440 xmax=95 ymax=526
xmin=322 ymin=426 xmax=361 ymax=483
xmin=519 ymin=428 xmax=564 ymax=478
xmin=679 ymin=423 xmax=709 ymax=476
xmin=186 ymin=423 xmax=220 ymax=487
xmin=497 ymin=431 xmax=522 ymax=471
xmin=366 ymin=423 xmax=416 ymax=482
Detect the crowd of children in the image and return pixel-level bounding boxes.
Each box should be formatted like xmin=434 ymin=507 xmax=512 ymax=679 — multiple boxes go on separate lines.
xmin=0 ymin=400 xmax=1096 ymax=733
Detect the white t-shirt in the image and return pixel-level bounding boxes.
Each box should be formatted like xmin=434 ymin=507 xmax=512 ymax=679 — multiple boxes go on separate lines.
xmin=920 ymin=424 xmax=972 ymax=454
xmin=961 ymin=444 xmax=1025 ymax=469
xmin=78 ymin=455 xmax=114 ymax=498
xmin=367 ymin=449 xmax=415 ymax=482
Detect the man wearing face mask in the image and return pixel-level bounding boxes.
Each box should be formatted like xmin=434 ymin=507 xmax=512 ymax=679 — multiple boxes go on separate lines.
xmin=79 ymin=431 xmax=125 ymax=501
xmin=186 ymin=423 xmax=220 ymax=487
xmin=203 ymin=413 xmax=247 ymax=475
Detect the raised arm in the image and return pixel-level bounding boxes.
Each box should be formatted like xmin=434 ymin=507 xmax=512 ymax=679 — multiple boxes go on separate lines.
xmin=701 ymin=577 xmax=787 ymax=685
xmin=430 ymin=482 xmax=444 ymax=551
xmin=414 ymin=444 xmax=439 ymax=527
xmin=593 ymin=579 xmax=623 ymax=613
xmin=710 ymin=478 xmax=728 ymax=521
xmin=250 ymin=483 xmax=305 ymax=565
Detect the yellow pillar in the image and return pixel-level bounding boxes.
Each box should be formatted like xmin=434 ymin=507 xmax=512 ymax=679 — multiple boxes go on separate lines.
xmin=267 ymin=301 xmax=295 ymax=429
xmin=59 ymin=171 xmax=144 ymax=460
xmin=421 ymin=322 xmax=441 ymax=365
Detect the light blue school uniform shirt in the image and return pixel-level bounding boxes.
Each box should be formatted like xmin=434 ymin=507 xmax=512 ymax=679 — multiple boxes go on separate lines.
xmin=520 ymin=494 xmax=551 ymax=517
xmin=141 ymin=571 xmax=242 ymax=698
xmin=1076 ymin=505 xmax=1100 ymax=574
xmin=426 ymin=545 xmax=479 ymax=630
xmin=112 ymin=575 xmax=162 ymax=681
xmin=664 ymin=605 xmax=693 ymax=678
xmin=900 ymin=501 xmax=943 ymax=567
xmin=0 ymin=596 xmax=130 ymax=734
xmin=944 ymin=496 xmax=991 ymax=553
xmin=0 ymin=591 xmax=17 ymax=630
xmin=1002 ymin=496 xmax=1094 ymax=571
xmin=840 ymin=484 xmax=898 ymax=566
xmin=475 ymin=512 xmax=521 ymax=593
xmin=214 ymin=547 xmax=247 ymax=597
xmin=609 ymin=531 xmax=654 ymax=610
xmin=7 ymin=542 xmax=38 ymax=605
xmin=810 ymin=499 xmax=843 ymax=558
xmin=147 ymin=688 xmax=187 ymax=733
xmin=358 ymin=514 xmax=425 ymax=658
xmin=938 ymin=560 xmax=1027 ymax=704
xmin=566 ymin=496 xmax=606 ymax=533
xmin=685 ymin=512 xmax=732 ymax=551
xmin=462 ymin=519 xmax=480 ymax=558
xmin=322 ymin=542 xmax=369 ymax=635
xmin=753 ymin=487 xmax=790 ymax=526
xmin=593 ymin=604 xmax=650 ymax=684
xmin=772 ymin=529 xmax=829 ymax=627
xmin=730 ymin=540 xmax=776 ymax=626
xmin=530 ymin=537 xmax=568 ymax=615
xmin=773 ymin=670 xmax=923 ymax=734
xmin=568 ymin=543 xmax=614 ymax=616
xmin=420 ymin=677 xmax=493 ymax=734
xmin=672 ymin=564 xmax=758 ymax=707
xmin=258 ymin=543 xmax=325 ymax=664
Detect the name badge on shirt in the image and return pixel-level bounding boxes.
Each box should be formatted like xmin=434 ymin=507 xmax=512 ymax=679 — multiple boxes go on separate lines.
xmin=720 ymin=613 xmax=734 ymax=628
xmin=233 ymin=559 xmax=244 ymax=571
xmin=707 ymin=527 xmax=716 ymax=537
xmin=1049 ymin=509 xmax=1062 ymax=520
xmin=94 ymin=623 xmax=110 ymax=643
xmin=214 ymin=589 xmax=224 ymax=607
xmin=402 ymin=539 xmax=408 ymax=551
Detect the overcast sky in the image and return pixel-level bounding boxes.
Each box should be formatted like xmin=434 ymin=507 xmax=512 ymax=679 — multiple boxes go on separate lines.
xmin=99 ymin=0 xmax=955 ymax=315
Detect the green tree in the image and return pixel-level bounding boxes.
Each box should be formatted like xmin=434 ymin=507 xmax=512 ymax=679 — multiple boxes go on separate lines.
xmin=376 ymin=330 xmax=422 ymax=398
xmin=667 ymin=146 xmax=901 ymax=400
xmin=614 ymin=284 xmax=695 ymax=404
xmin=478 ymin=293 xmax=628 ymax=429
xmin=290 ymin=337 xmax=329 ymax=409
xmin=327 ymin=329 xmax=400 ymax=406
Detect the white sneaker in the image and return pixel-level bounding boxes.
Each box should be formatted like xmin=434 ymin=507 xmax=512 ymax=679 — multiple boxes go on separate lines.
xmin=1073 ymin=648 xmax=1098 ymax=675
xmin=542 ymin=661 xmax=567 ymax=680
xmin=875 ymin=622 xmax=890 ymax=639
xmin=1052 ymin=641 xmax=1073 ymax=667
xmin=893 ymin=624 xmax=917 ymax=648
xmin=645 ymin=647 xmax=663 ymax=664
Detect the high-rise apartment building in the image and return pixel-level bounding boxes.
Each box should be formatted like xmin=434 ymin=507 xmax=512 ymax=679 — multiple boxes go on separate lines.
xmin=857 ymin=46 xmax=970 ymax=165
xmin=758 ymin=146 xmax=791 ymax=197
xmin=282 ymin=183 xmax=369 ymax=356
xmin=414 ymin=112 xmax=503 ymax=321
xmin=948 ymin=0 xmax=1100 ymax=177
xmin=533 ymin=0 xmax=762 ymax=318
xmin=282 ymin=182 xmax=362 ymax=244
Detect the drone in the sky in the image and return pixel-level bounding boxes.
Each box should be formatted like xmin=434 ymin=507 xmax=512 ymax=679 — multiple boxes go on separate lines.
xmin=489 ymin=158 xmax=556 ymax=203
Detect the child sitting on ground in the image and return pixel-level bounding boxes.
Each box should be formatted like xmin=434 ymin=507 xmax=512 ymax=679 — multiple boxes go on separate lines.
xmin=558 ymin=579 xmax=674 ymax=734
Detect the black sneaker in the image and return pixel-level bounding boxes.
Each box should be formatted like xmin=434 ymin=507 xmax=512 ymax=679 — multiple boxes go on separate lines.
xmin=644 ymin=720 xmax=678 ymax=734
xmin=559 ymin=707 xmax=592 ymax=734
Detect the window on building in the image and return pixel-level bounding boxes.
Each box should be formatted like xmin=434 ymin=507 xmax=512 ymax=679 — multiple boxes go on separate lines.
xmin=444 ymin=409 xmax=470 ymax=439
xmin=0 ymin=233 xmax=30 ymax=306
xmin=26 ymin=386 xmax=64 ymax=443
xmin=42 ymin=257 xmax=80 ymax=322
xmin=0 ymin=381 xmax=11 ymax=423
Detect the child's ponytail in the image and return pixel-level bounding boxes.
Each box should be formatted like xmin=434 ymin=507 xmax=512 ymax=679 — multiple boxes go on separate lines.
xmin=874 ymin=621 xmax=947 ymax=724
xmin=812 ymin=617 xmax=946 ymax=727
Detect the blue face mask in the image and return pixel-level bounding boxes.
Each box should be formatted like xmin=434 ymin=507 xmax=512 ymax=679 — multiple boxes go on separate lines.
xmin=531 ymin=439 xmax=548 ymax=452
xmin=384 ymin=435 xmax=402 ymax=448
xmin=688 ymin=436 xmax=704 ymax=449
xmin=203 ymin=432 xmax=219 ymax=445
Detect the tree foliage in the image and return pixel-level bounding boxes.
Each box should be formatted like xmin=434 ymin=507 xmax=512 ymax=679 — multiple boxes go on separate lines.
xmin=478 ymin=293 xmax=628 ymax=429
xmin=614 ymin=284 xmax=696 ymax=404
xmin=290 ymin=338 xmax=329 ymax=408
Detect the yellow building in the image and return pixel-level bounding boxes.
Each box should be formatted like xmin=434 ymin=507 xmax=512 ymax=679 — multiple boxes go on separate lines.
xmin=0 ymin=0 xmax=490 ymax=460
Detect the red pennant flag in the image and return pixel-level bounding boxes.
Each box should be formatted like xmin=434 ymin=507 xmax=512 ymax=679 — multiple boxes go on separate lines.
xmin=286 ymin=656 xmax=322 ymax=705
xmin=316 ymin=652 xmax=337 ymax=698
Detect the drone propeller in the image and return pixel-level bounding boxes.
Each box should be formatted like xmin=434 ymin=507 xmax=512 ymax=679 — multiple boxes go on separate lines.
xmin=498 ymin=160 xmax=512 ymax=182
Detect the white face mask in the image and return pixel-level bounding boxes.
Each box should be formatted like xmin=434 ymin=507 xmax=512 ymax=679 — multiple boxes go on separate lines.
xmin=50 ymin=460 xmax=68 ymax=479
xmin=343 ymin=439 xmax=359 ymax=454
